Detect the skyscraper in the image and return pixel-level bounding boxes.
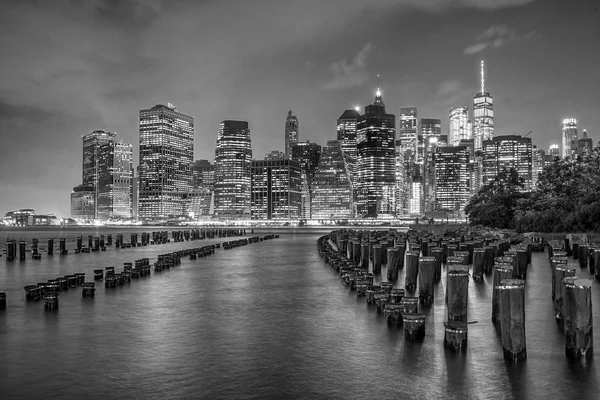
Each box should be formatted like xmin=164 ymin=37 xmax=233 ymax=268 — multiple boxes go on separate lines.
xmin=356 ymin=83 xmax=396 ymax=218
xmin=473 ymin=60 xmax=494 ymax=150
xmin=193 ymin=160 xmax=215 ymax=191
xmin=250 ymin=159 xmax=301 ymax=220
xmin=292 ymin=141 xmax=322 ymax=219
xmin=576 ymin=129 xmax=593 ymax=156
xmin=398 ymin=107 xmax=418 ymax=159
xmin=434 ymin=146 xmax=470 ymax=214
xmin=70 ymin=184 xmax=95 ymax=220
xmin=561 ymin=118 xmax=577 ymax=158
xmin=81 ymin=129 xmax=116 ymax=218
xmin=138 ymin=104 xmax=194 ymax=219
xmin=311 ymin=140 xmax=353 ymax=220
xmin=97 ymin=141 xmax=133 ymax=220
xmin=532 ymin=145 xmax=545 ymax=188
xmin=214 ymin=120 xmax=252 ymax=219
xmin=548 ymin=143 xmax=560 ymax=158
xmin=449 ymin=107 xmax=470 ymax=146
xmin=337 ymin=109 xmax=361 ymax=177
xmin=418 ymin=118 xmax=443 ymax=164
xmin=265 ymin=150 xmax=286 ymax=161
xmin=483 ymin=135 xmax=532 ymax=191
xmin=285 ymin=110 xmax=299 ymax=159
xmin=190 ymin=160 xmax=215 ymax=218
xmin=394 ymin=141 xmax=408 ymax=217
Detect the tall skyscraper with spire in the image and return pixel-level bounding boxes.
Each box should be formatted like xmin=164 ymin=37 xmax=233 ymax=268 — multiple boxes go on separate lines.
xmin=356 ymin=78 xmax=396 ymax=218
xmin=562 ymin=118 xmax=578 ymax=158
xmin=472 ymin=60 xmax=494 ymax=150
xmin=285 ymin=110 xmax=299 ymax=159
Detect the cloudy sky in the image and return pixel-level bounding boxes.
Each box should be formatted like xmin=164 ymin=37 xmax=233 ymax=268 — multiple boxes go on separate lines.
xmin=1 ymin=0 xmax=599 ymax=216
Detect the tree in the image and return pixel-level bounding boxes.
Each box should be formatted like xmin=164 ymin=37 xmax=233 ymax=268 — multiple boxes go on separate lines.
xmin=465 ymin=168 xmax=526 ymax=229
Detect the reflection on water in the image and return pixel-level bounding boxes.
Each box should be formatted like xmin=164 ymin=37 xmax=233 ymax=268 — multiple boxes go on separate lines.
xmin=0 ymin=228 xmax=598 ymax=399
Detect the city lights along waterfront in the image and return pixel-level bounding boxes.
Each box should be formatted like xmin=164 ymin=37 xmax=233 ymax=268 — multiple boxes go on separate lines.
xmin=0 ymin=226 xmax=598 ymax=399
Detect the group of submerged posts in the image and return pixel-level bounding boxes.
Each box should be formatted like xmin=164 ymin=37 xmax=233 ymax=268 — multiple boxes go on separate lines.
xmin=23 ymin=272 xmax=88 ymax=310
xmin=318 ymin=228 xmax=594 ymax=362
xmin=549 ymin=235 xmax=595 ymax=361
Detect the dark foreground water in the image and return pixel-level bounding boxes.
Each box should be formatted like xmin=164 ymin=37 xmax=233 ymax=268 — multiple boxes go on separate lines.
xmin=0 ymin=228 xmax=599 ymax=399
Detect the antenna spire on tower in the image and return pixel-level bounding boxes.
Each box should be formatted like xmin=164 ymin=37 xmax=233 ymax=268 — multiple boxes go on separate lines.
xmin=375 ymin=74 xmax=382 ymax=98
xmin=480 ymin=60 xmax=485 ymax=94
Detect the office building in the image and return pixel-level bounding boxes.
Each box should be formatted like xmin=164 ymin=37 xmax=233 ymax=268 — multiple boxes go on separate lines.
xmin=532 ymin=145 xmax=545 ymax=187
xmin=482 ymin=135 xmax=532 ymax=191
xmin=548 ymin=143 xmax=560 ymax=158
xmin=70 ymin=184 xmax=96 ymax=220
xmin=562 ymin=118 xmax=577 ymax=158
xmin=434 ymin=146 xmax=470 ymax=214
xmin=394 ymin=142 xmax=408 ymax=217
xmin=291 ymin=141 xmax=321 ymax=219
xmin=311 ymin=140 xmax=353 ymax=219
xmin=265 ymin=150 xmax=286 ymax=161
xmin=97 ymin=141 xmax=133 ymax=220
xmin=355 ymin=84 xmax=396 ymax=218
xmin=250 ymin=159 xmax=301 ymax=220
xmin=193 ymin=160 xmax=215 ymax=191
xmin=449 ymin=107 xmax=470 ymax=146
xmin=285 ymin=110 xmax=299 ymax=159
xmin=138 ymin=104 xmax=194 ymax=219
xmin=473 ymin=60 xmax=494 ymax=150
xmin=82 ymin=129 xmax=116 ymax=188
xmin=398 ymin=107 xmax=418 ymax=160
xmin=214 ymin=120 xmax=252 ymax=219
xmin=576 ymin=129 xmax=593 ymax=156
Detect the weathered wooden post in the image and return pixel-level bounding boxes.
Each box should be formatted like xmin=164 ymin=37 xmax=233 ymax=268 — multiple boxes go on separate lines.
xmin=405 ymin=251 xmax=420 ymax=292
xmin=93 ymin=237 xmax=100 ymax=252
xmin=499 ymin=279 xmax=526 ymax=361
xmin=352 ymin=241 xmax=361 ymax=264
xmin=87 ymin=235 xmax=93 ymax=250
xmin=551 ymin=256 xmax=568 ymax=301
xmin=589 ymin=248 xmax=598 ymax=276
xmin=380 ymin=240 xmax=389 ymax=265
xmin=372 ymin=245 xmax=382 ymax=274
xmin=564 ymin=278 xmax=593 ymax=360
xmin=579 ymin=244 xmax=588 ymax=269
xmin=107 ymin=234 xmax=113 ymax=246
xmin=19 ymin=240 xmax=26 ymax=261
xmin=43 ymin=292 xmax=59 ymax=310
xmin=447 ymin=265 xmax=469 ymax=322
xmin=347 ymin=239 xmax=354 ymax=260
xmin=444 ymin=321 xmax=468 ymax=352
xmin=483 ymin=246 xmax=495 ymax=274
xmin=387 ymin=248 xmax=400 ymax=282
xmin=396 ymin=242 xmax=406 ymax=270
xmin=82 ymin=282 xmax=96 ymax=298
xmin=473 ymin=248 xmax=485 ymax=282
xmin=360 ymin=243 xmax=370 ymax=269
xmin=454 ymin=251 xmax=469 ymax=265
xmin=492 ymin=264 xmax=514 ymax=324
xmin=418 ymin=256 xmax=436 ymax=305
xmin=0 ymin=292 xmax=6 ymax=309
xmin=431 ymin=247 xmax=443 ymax=282
xmin=46 ymin=238 xmax=54 ymax=255
xmin=403 ymin=314 xmax=426 ymax=340
xmin=515 ymin=247 xmax=528 ymax=280
xmin=554 ymin=265 xmax=576 ymax=320
xmin=389 ymin=288 xmax=405 ymax=304
xmin=384 ymin=304 xmax=403 ymax=325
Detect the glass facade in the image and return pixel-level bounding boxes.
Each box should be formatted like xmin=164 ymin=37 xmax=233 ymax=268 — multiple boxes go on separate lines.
xmin=547 ymin=143 xmax=560 ymax=158
xmin=285 ymin=110 xmax=299 ymax=159
xmin=291 ymin=141 xmax=321 ymax=219
xmin=356 ymin=89 xmax=396 ymax=218
xmin=97 ymin=142 xmax=133 ymax=220
xmin=193 ymin=159 xmax=215 ymax=191
xmin=449 ymin=107 xmax=470 ymax=146
xmin=250 ymin=159 xmax=301 ymax=220
xmin=532 ymin=146 xmax=545 ymax=188
xmin=214 ymin=120 xmax=252 ymax=219
xmin=561 ymin=118 xmax=577 ymax=158
xmin=398 ymin=107 xmax=418 ymax=160
xmin=70 ymin=184 xmax=96 ymax=220
xmin=483 ymin=135 xmax=532 ymax=191
xmin=434 ymin=146 xmax=470 ymax=214
xmin=138 ymin=104 xmax=194 ymax=220
xmin=311 ymin=140 xmax=353 ymax=219
xmin=82 ymin=129 xmax=116 ymax=188
xmin=394 ymin=143 xmax=408 ymax=216
xmin=473 ymin=61 xmax=494 ymax=151
xmin=576 ymin=129 xmax=593 ymax=156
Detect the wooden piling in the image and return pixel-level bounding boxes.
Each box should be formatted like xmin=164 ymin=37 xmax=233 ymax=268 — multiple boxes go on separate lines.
xmin=515 ymin=247 xmax=528 ymax=280
xmin=405 ymin=251 xmax=420 ymax=292
xmin=431 ymin=247 xmax=443 ymax=282
xmin=360 ymin=243 xmax=370 ymax=269
xmin=19 ymin=240 xmax=26 ymax=261
xmin=499 ymin=279 xmax=526 ymax=361
xmin=579 ymin=244 xmax=588 ymax=269
xmin=444 ymin=321 xmax=468 ymax=352
xmin=389 ymin=288 xmax=405 ymax=304
xmin=403 ymin=314 xmax=426 ymax=340
xmin=551 ymin=256 xmax=568 ymax=301
xmin=43 ymin=292 xmax=59 ymax=310
xmin=418 ymin=256 xmax=436 ymax=305
xmin=564 ymin=278 xmax=594 ymax=360
xmin=372 ymin=245 xmax=382 ymax=274
xmin=554 ymin=265 xmax=577 ymax=320
xmin=0 ymin=292 xmax=6 ymax=309
xmin=492 ymin=264 xmax=514 ymax=324
xmin=473 ymin=248 xmax=485 ymax=281
xmin=387 ymin=248 xmax=400 ymax=282
xmin=447 ymin=265 xmax=470 ymax=322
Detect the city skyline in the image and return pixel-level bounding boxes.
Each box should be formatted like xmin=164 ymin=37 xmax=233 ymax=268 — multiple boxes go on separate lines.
xmin=1 ymin=0 xmax=599 ymax=216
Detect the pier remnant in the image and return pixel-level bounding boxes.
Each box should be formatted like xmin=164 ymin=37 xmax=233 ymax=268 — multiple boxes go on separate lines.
xmin=492 ymin=264 xmax=514 ymax=324
xmin=418 ymin=256 xmax=436 ymax=305
xmin=499 ymin=279 xmax=526 ymax=361
xmin=447 ymin=265 xmax=469 ymax=322
xmin=403 ymin=313 xmax=426 ymax=340
xmin=564 ymin=278 xmax=594 ymax=360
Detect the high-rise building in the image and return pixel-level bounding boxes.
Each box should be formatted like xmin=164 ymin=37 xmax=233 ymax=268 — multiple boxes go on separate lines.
xmin=356 ymin=84 xmax=396 ymax=218
xmin=214 ymin=120 xmax=252 ymax=219
xmin=576 ymin=129 xmax=593 ymax=156
xmin=285 ymin=110 xmax=299 ymax=159
xmin=562 ymin=118 xmax=577 ymax=158
xmin=70 ymin=184 xmax=96 ymax=220
xmin=449 ymin=107 xmax=470 ymax=146
xmin=394 ymin=141 xmax=408 ymax=217
xmin=97 ymin=141 xmax=133 ymax=220
xmin=81 ymin=129 xmax=116 ymax=218
xmin=398 ymin=107 xmax=418 ymax=160
xmin=251 ymin=159 xmax=301 ymax=220
xmin=138 ymin=104 xmax=194 ymax=220
xmin=337 ymin=109 xmax=361 ymax=180
xmin=193 ymin=160 xmax=215 ymax=191
xmin=434 ymin=146 xmax=470 ymax=214
xmin=532 ymin=145 xmax=545 ymax=188
xmin=291 ymin=141 xmax=322 ymax=219
xmin=483 ymin=135 xmax=532 ymax=191
xmin=418 ymin=118 xmax=443 ymax=164
xmin=265 ymin=150 xmax=286 ymax=161
xmin=311 ymin=140 xmax=353 ymax=219
xmin=473 ymin=60 xmax=494 ymax=150
xmin=548 ymin=143 xmax=560 ymax=158
xmin=191 ymin=160 xmax=215 ymax=218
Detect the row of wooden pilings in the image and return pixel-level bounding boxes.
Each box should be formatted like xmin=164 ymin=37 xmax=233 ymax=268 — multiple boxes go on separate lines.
xmin=23 ymin=273 xmax=88 ymax=310
xmin=2 ymin=229 xmax=248 ymax=261
xmin=318 ymin=228 xmax=594 ymax=362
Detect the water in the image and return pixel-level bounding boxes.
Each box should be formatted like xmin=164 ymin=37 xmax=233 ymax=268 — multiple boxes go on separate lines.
xmin=0 ymin=228 xmax=599 ymax=399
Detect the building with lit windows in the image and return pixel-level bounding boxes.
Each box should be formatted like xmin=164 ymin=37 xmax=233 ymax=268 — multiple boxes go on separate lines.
xmin=473 ymin=61 xmax=494 ymax=150
xmin=265 ymin=150 xmax=286 ymax=161
xmin=81 ymin=129 xmax=116 ymax=218
xmin=251 ymin=159 xmax=301 ymax=220
xmin=97 ymin=141 xmax=133 ymax=220
xmin=214 ymin=120 xmax=252 ymax=219
xmin=548 ymin=143 xmax=560 ymax=158
xmin=311 ymin=140 xmax=353 ymax=219
xmin=291 ymin=141 xmax=321 ymax=219
xmin=532 ymin=145 xmax=545 ymax=187
xmin=193 ymin=160 xmax=215 ymax=191
xmin=337 ymin=108 xmax=360 ymax=182
xmin=562 ymin=118 xmax=577 ymax=158
xmin=355 ymin=85 xmax=396 ymax=218
xmin=71 ymin=184 xmax=96 ymax=220
xmin=576 ymin=129 xmax=593 ymax=156
xmin=138 ymin=104 xmax=194 ymax=220
xmin=482 ymin=135 xmax=532 ymax=191
xmin=434 ymin=146 xmax=470 ymax=214
xmin=449 ymin=107 xmax=470 ymax=146
xmin=285 ymin=110 xmax=299 ymax=159
xmin=398 ymin=107 xmax=418 ymax=160
xmin=394 ymin=142 xmax=408 ymax=216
